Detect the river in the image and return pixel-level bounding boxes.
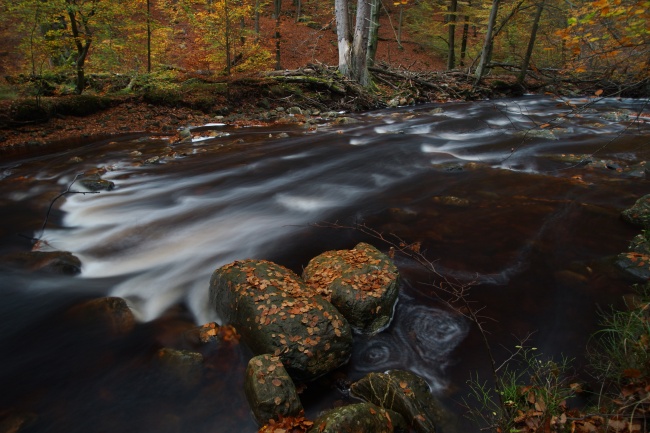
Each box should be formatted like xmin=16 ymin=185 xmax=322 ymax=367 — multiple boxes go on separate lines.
xmin=0 ymin=96 xmax=648 ymax=432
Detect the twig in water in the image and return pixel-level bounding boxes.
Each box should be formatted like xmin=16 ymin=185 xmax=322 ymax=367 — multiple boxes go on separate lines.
xmin=34 ymin=173 xmax=99 ymax=242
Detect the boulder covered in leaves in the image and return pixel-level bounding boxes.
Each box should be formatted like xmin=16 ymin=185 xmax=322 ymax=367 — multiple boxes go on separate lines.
xmin=306 ymin=402 xmax=401 ymax=433
xmin=616 ymin=232 xmax=650 ymax=281
xmin=350 ymin=370 xmax=451 ymax=433
xmin=302 ymin=243 xmax=399 ymax=335
xmin=621 ymin=194 xmax=650 ymax=227
xmin=244 ymin=354 xmax=304 ymax=425
xmin=209 ymin=259 xmax=352 ymax=381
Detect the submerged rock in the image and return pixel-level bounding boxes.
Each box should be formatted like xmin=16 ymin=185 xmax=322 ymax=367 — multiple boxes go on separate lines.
xmin=621 ymin=194 xmax=650 ymax=228
xmin=64 ymin=296 xmax=136 ymax=336
xmin=351 ymin=370 xmax=451 ymax=433
xmin=302 ymin=243 xmax=399 ymax=335
xmin=155 ymin=347 xmax=203 ymax=389
xmin=78 ymin=173 xmax=115 ymax=191
xmin=244 ymin=354 xmax=303 ymax=425
xmin=307 ymin=403 xmax=400 ymax=433
xmin=0 ymin=250 xmax=82 ymax=275
xmin=209 ymin=259 xmax=352 ymax=381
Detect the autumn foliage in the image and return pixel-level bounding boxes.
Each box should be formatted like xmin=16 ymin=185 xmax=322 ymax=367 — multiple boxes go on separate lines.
xmin=1 ymin=0 xmax=648 ymax=91
xmin=558 ymin=0 xmax=650 ymax=80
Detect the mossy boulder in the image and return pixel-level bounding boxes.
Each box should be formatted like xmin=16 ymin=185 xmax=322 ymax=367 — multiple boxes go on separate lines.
xmin=209 ymin=259 xmax=352 ymax=381
xmin=244 ymin=354 xmax=303 ymax=425
xmin=350 ymin=370 xmax=451 ymax=433
xmin=621 ymin=195 xmax=650 ymax=228
xmin=302 ymin=243 xmax=399 ymax=335
xmin=306 ymin=403 xmax=398 ymax=433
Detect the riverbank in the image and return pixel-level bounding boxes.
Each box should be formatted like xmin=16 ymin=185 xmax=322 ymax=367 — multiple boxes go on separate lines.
xmin=3 ymin=65 xmax=646 ymax=155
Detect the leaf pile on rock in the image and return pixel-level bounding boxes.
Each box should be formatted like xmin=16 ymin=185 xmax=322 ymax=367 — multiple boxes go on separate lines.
xmin=209 ymin=259 xmax=353 ymax=381
xmin=302 ymin=242 xmax=399 ymax=335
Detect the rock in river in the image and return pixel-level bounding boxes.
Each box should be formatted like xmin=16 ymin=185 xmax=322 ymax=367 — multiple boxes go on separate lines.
xmin=621 ymin=194 xmax=650 ymax=227
xmin=616 ymin=232 xmax=650 ymax=282
xmin=1 ymin=250 xmax=82 ymax=275
xmin=302 ymin=243 xmax=399 ymax=335
xmin=350 ymin=370 xmax=450 ymax=433
xmin=244 ymin=354 xmax=303 ymax=425
xmin=307 ymin=402 xmax=403 ymax=433
xmin=209 ymin=259 xmax=352 ymax=381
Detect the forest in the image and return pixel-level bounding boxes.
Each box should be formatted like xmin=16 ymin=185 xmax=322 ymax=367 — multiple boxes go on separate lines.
xmin=0 ymin=0 xmax=648 ymax=95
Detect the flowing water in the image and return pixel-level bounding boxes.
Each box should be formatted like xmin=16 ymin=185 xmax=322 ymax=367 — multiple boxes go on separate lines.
xmin=1 ymin=96 xmax=649 ymax=432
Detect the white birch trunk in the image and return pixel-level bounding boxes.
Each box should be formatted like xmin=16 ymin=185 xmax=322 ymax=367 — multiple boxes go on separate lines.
xmin=335 ymin=0 xmax=351 ymax=76
xmin=351 ymin=0 xmax=371 ymax=85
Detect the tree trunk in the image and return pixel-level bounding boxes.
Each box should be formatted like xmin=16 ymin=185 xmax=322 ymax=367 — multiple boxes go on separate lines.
xmin=350 ymin=0 xmax=372 ymax=86
xmin=335 ymin=0 xmax=351 ymax=77
xmin=66 ymin=5 xmax=92 ymax=94
xmin=474 ymin=0 xmax=500 ymax=83
xmin=275 ymin=3 xmax=282 ymax=70
xmin=335 ymin=0 xmax=373 ymax=86
xmin=517 ymin=0 xmax=545 ymax=85
xmin=225 ymin=0 xmax=231 ymax=74
xmin=367 ymin=0 xmax=380 ymax=67
xmin=254 ymin=0 xmax=260 ymax=38
xmin=460 ymin=11 xmax=469 ymax=66
xmin=397 ymin=5 xmax=404 ymax=49
xmin=273 ymin=0 xmax=281 ymax=19
xmin=147 ymin=0 xmax=151 ymax=73
xmin=447 ymin=0 xmax=458 ymax=70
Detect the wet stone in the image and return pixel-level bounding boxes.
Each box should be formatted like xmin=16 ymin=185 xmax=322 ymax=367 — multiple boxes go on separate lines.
xmin=302 ymin=243 xmax=399 ymax=335
xmin=78 ymin=173 xmax=115 ymax=191
xmin=155 ymin=347 xmax=203 ymax=389
xmin=616 ymin=232 xmax=650 ymax=282
xmin=0 ymin=250 xmax=82 ymax=275
xmin=350 ymin=370 xmax=452 ymax=433
xmin=64 ymin=296 xmax=136 ymax=336
xmin=244 ymin=354 xmax=303 ymax=425
xmin=209 ymin=259 xmax=352 ymax=381
xmin=306 ymin=402 xmax=397 ymax=433
xmin=621 ymin=194 xmax=650 ymax=228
